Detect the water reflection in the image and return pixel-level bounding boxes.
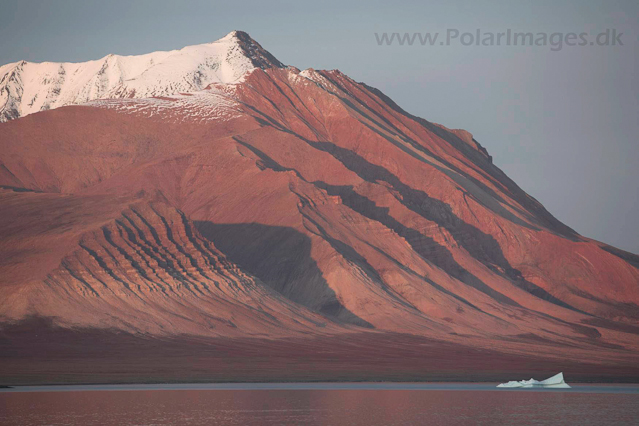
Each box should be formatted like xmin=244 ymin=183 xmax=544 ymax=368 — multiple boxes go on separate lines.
xmin=1 ymin=389 xmax=638 ymax=425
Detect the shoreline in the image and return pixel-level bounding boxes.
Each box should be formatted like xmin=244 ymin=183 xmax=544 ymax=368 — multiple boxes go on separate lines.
xmin=4 ymin=327 xmax=639 ymax=388
xmin=2 ymin=379 xmax=639 ymax=388
xmin=2 ymin=382 xmax=639 ymax=394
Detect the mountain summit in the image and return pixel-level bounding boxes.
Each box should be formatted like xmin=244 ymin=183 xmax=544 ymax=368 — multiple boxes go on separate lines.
xmin=0 ymin=31 xmax=283 ymax=122
xmin=1 ymin=32 xmax=638 ymax=384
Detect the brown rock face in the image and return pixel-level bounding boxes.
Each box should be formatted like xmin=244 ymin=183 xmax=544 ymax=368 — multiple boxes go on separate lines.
xmin=0 ymin=36 xmax=638 ymax=382
xmin=0 ymin=190 xmax=335 ymax=337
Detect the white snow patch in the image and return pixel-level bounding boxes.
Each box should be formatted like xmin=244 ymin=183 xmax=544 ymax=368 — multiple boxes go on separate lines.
xmin=299 ymin=68 xmax=338 ymax=92
xmin=0 ymin=31 xmax=280 ymax=122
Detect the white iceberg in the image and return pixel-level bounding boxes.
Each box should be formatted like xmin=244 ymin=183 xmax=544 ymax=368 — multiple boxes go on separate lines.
xmin=497 ymin=372 xmax=571 ymax=388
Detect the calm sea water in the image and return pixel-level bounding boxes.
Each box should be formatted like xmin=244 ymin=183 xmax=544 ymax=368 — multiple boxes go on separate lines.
xmin=1 ymin=383 xmax=638 ymax=425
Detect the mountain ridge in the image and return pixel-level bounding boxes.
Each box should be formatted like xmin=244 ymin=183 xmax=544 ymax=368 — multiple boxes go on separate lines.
xmin=0 ymin=31 xmax=283 ymax=122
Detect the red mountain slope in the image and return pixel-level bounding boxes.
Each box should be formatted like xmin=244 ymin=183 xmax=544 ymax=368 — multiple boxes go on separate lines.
xmin=0 ymin=32 xmax=637 ymax=382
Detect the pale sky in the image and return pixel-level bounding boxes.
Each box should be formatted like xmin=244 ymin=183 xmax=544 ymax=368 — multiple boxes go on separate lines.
xmin=1 ymin=0 xmax=637 ymax=253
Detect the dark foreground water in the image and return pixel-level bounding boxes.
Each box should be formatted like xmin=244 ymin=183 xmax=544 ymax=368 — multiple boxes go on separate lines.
xmin=1 ymin=383 xmax=638 ymax=425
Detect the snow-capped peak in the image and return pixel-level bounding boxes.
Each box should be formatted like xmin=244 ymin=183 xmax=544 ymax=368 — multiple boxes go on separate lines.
xmin=0 ymin=31 xmax=283 ymax=122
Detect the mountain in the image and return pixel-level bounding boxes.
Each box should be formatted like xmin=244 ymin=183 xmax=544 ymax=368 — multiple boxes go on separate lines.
xmin=1 ymin=31 xmax=638 ymax=384
xmin=0 ymin=31 xmax=283 ymax=122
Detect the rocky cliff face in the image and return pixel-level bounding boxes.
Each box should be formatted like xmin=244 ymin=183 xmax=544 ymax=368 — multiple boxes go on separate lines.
xmin=0 ymin=32 xmax=638 ymax=372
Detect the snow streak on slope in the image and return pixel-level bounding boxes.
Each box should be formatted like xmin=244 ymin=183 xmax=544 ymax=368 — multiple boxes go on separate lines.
xmin=89 ymin=88 xmax=242 ymax=123
xmin=0 ymin=31 xmax=283 ymax=122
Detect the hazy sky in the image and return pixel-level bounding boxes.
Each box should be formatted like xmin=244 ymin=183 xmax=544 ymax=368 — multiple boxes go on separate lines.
xmin=1 ymin=0 xmax=637 ymax=253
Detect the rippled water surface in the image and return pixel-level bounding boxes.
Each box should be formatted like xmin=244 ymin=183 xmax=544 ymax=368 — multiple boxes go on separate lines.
xmin=1 ymin=383 xmax=638 ymax=425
